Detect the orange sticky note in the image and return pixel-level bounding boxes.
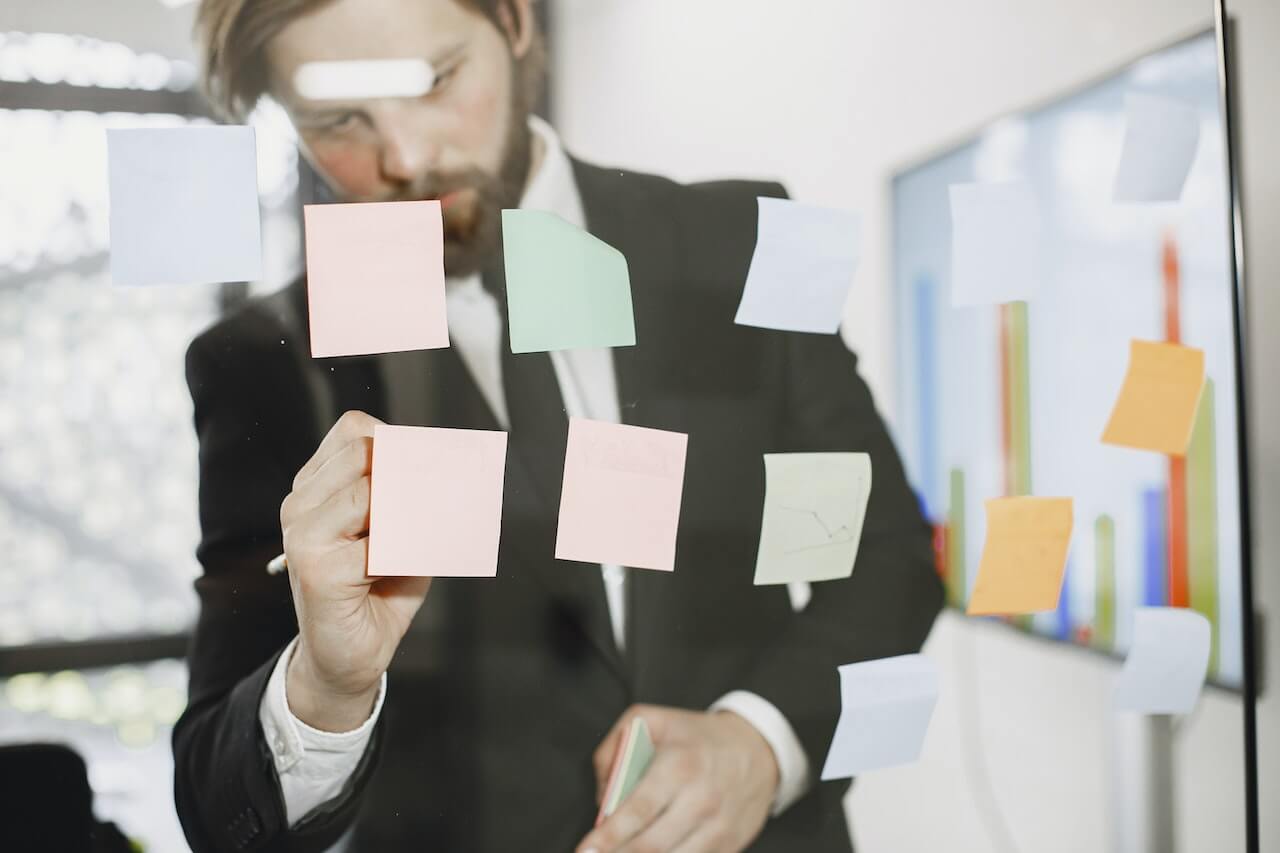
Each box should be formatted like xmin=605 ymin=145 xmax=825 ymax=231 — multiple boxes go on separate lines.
xmin=555 ymin=418 xmax=688 ymax=572
xmin=967 ymin=497 xmax=1073 ymax=616
xmin=368 ymin=425 xmax=507 ymax=577
xmin=1101 ymin=340 xmax=1206 ymax=456
xmin=304 ymin=200 xmax=448 ymax=358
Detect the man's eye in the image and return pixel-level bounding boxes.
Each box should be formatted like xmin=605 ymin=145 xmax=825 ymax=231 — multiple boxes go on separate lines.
xmin=429 ymin=65 xmax=460 ymax=94
xmin=325 ymin=112 xmax=360 ymax=131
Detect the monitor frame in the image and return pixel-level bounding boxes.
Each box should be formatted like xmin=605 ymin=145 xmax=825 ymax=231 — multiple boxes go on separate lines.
xmin=886 ymin=6 xmax=1258 ymax=847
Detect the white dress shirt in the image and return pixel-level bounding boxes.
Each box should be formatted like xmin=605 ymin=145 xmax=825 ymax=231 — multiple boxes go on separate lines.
xmin=259 ymin=117 xmax=810 ymax=828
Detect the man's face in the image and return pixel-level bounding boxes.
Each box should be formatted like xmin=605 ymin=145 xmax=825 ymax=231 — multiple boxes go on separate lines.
xmin=266 ymin=0 xmax=534 ymax=277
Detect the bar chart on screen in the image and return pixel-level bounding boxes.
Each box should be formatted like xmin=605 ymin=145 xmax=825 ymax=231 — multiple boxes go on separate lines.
xmin=893 ymin=30 xmax=1244 ymax=687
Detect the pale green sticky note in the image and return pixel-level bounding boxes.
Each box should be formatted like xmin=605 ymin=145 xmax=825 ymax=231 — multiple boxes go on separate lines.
xmin=753 ymin=452 xmax=872 ymax=585
xmin=600 ymin=716 xmax=655 ymax=819
xmin=501 ymin=209 xmax=635 ymax=353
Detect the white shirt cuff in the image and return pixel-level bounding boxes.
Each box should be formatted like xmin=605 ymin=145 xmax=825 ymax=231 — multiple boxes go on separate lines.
xmin=710 ymin=690 xmax=812 ymax=816
xmin=258 ymin=637 xmax=387 ymax=827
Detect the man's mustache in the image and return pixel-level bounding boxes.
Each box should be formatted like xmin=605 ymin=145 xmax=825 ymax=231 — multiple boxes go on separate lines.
xmin=392 ymin=168 xmax=498 ymax=205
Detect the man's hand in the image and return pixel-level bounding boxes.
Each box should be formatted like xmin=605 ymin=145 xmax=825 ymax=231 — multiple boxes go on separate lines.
xmin=577 ymin=704 xmax=779 ymax=853
xmin=279 ymin=410 xmax=432 ymax=732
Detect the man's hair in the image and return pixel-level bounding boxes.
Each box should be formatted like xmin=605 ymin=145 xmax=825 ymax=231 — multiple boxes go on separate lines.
xmin=195 ymin=0 xmax=542 ymax=120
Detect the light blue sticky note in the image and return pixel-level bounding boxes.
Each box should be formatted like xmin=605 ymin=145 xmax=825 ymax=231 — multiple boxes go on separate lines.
xmin=948 ymin=181 xmax=1041 ymax=307
xmin=501 ymin=210 xmax=635 ymax=353
xmin=1113 ymin=607 xmax=1210 ymax=714
xmin=753 ymin=452 xmax=872 ymax=585
xmin=1113 ymin=93 xmax=1201 ymax=203
xmin=734 ymin=197 xmax=860 ymax=334
xmin=107 ymin=126 xmax=262 ymax=286
xmin=820 ymin=654 xmax=939 ymax=780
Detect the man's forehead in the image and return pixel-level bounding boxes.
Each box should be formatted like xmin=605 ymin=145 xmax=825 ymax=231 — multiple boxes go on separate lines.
xmin=267 ymin=0 xmax=481 ymax=70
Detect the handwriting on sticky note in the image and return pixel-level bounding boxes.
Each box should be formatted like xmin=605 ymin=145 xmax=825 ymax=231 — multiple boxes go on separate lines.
xmin=820 ymin=654 xmax=939 ymax=780
xmin=367 ymin=425 xmax=507 ymax=577
xmin=753 ymin=453 xmax=872 ymax=585
xmin=733 ymin=197 xmax=860 ymax=334
xmin=501 ymin=210 xmax=635 ymax=353
xmin=304 ymin=200 xmax=448 ymax=358
xmin=948 ymin=181 xmax=1041 ymax=307
xmin=1101 ymin=340 xmax=1205 ymax=456
xmin=1114 ymin=607 xmax=1211 ymax=714
xmin=1113 ymin=93 xmax=1201 ymax=203
xmin=596 ymin=716 xmax=655 ymax=825
xmin=107 ymin=126 xmax=262 ymax=287
xmin=966 ymin=497 xmax=1073 ymax=615
xmin=555 ymin=418 xmax=687 ymax=572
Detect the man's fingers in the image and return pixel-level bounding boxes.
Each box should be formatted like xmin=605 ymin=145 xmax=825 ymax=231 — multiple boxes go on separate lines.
xmin=293 ymin=410 xmax=382 ymax=489
xmin=286 ymin=435 xmax=373 ymax=519
xmin=577 ymin=748 xmax=685 ymax=853
xmin=668 ymin=816 xmax=736 ymax=853
xmin=614 ymin=782 xmax=714 ymax=853
xmin=366 ymin=574 xmax=433 ymax=635
xmin=592 ymin=704 xmax=665 ymax=800
xmin=287 ymin=534 xmax=370 ymax=598
xmin=289 ymin=475 xmax=372 ymax=553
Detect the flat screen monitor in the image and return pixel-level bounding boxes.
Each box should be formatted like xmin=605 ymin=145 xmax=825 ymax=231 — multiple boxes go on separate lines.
xmin=890 ymin=26 xmax=1249 ymax=690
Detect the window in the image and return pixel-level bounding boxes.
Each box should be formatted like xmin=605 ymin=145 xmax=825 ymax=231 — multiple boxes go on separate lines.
xmin=0 ymin=30 xmax=300 ymax=851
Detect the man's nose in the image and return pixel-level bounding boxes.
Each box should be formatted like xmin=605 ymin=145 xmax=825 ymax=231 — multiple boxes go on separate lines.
xmin=376 ymin=107 xmax=439 ymax=185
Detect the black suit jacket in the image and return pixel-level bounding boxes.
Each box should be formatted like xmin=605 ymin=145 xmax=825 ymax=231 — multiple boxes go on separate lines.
xmin=173 ymin=159 xmax=943 ymax=852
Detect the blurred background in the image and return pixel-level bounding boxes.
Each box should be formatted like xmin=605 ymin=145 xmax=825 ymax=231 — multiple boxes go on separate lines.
xmin=0 ymin=0 xmax=1276 ymax=850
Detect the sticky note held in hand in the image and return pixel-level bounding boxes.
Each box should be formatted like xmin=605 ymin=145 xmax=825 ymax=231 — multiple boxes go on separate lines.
xmin=596 ymin=716 xmax=655 ymax=825
xmin=966 ymin=496 xmax=1074 ymax=616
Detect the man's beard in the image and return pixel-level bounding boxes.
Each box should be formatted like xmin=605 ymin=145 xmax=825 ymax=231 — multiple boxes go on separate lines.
xmin=389 ymin=72 xmax=534 ymax=279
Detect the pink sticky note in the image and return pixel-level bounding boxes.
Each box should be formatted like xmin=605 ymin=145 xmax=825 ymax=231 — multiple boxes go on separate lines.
xmin=368 ymin=425 xmax=508 ymax=577
xmin=556 ymin=418 xmax=688 ymax=572
xmin=304 ymin=200 xmax=448 ymax=358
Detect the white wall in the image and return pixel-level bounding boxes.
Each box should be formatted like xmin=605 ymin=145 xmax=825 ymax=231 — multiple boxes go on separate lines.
xmin=551 ymin=2 xmax=1279 ymax=850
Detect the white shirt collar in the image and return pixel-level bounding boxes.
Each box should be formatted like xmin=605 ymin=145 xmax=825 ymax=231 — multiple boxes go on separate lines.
xmin=519 ymin=115 xmax=586 ymax=229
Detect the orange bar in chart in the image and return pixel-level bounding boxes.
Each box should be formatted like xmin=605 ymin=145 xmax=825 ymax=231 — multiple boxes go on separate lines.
xmin=967 ymin=497 xmax=1074 ymax=616
xmin=1101 ymin=340 xmax=1205 ymax=457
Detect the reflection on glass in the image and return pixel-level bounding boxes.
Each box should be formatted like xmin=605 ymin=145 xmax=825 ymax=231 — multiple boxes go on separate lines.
xmin=0 ymin=33 xmax=300 ymax=644
xmin=0 ymin=660 xmax=189 ymax=851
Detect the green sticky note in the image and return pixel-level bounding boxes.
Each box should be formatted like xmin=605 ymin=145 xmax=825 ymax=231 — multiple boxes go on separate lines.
xmin=753 ymin=452 xmax=872 ymax=585
xmin=501 ymin=209 xmax=636 ymax=353
xmin=598 ymin=716 xmax=655 ymax=822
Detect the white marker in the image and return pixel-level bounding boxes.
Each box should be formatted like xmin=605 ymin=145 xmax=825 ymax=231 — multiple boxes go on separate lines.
xmin=294 ymin=59 xmax=436 ymax=101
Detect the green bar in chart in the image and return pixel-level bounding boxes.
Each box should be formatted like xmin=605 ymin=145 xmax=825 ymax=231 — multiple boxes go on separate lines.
xmin=1007 ymin=301 xmax=1033 ymax=497
xmin=1094 ymin=514 xmax=1116 ymax=651
xmin=1186 ymin=379 xmax=1219 ymax=675
xmin=1006 ymin=302 xmax=1034 ymax=631
xmin=948 ymin=468 xmax=966 ymax=608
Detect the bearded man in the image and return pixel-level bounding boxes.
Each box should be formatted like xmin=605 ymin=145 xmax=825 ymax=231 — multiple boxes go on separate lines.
xmin=174 ymin=1 xmax=942 ymax=850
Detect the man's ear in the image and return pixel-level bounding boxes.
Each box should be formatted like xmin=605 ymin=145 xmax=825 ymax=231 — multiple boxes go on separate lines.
xmin=497 ymin=0 xmax=536 ymax=59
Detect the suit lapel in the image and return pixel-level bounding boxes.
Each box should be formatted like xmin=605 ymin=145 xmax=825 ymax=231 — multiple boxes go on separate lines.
xmin=569 ymin=161 xmax=691 ymax=676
